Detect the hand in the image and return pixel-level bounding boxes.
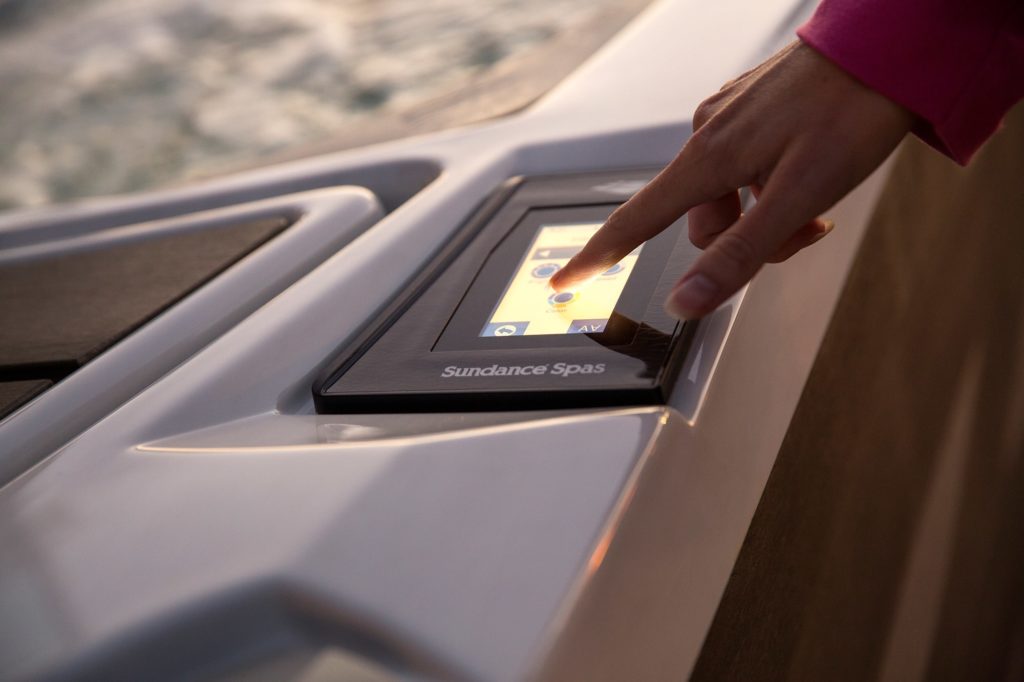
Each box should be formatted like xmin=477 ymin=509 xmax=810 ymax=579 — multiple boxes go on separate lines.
xmin=550 ymin=41 xmax=914 ymax=319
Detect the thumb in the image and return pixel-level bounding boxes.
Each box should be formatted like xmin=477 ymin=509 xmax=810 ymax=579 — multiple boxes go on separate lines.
xmin=665 ymin=156 xmax=826 ymax=319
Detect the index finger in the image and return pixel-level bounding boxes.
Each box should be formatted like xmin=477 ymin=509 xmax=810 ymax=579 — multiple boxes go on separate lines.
xmin=549 ymin=144 xmax=728 ymax=292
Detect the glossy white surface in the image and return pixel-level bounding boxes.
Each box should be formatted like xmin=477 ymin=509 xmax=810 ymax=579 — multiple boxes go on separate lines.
xmin=0 ymin=188 xmax=383 ymax=484
xmin=0 ymin=0 xmax=894 ymax=679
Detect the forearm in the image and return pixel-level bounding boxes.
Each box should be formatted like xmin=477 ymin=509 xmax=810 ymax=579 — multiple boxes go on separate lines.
xmin=797 ymin=0 xmax=1024 ymax=164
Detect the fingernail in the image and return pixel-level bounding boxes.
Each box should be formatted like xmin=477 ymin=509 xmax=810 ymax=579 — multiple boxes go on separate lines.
xmin=807 ymin=220 xmax=835 ymax=247
xmin=666 ymin=273 xmax=719 ymax=319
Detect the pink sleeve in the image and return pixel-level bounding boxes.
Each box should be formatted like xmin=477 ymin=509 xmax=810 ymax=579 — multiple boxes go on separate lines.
xmin=797 ymin=0 xmax=1024 ymax=164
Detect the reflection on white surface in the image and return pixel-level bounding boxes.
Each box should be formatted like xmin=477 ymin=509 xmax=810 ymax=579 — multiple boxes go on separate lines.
xmin=672 ymin=287 xmax=747 ymax=424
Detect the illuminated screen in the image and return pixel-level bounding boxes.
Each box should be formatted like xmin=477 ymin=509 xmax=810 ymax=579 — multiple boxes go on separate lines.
xmin=480 ymin=222 xmax=641 ymax=337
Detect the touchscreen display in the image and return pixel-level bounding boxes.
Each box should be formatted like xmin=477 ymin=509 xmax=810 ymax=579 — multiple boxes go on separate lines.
xmin=480 ymin=222 xmax=641 ymax=337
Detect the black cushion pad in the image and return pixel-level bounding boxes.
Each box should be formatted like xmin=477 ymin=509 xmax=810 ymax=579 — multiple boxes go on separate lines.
xmin=0 ymin=379 xmax=52 ymax=419
xmin=0 ymin=216 xmax=287 ymax=373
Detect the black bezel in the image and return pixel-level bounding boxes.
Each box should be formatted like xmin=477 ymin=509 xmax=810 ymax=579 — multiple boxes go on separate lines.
xmin=434 ymin=204 xmax=674 ymax=351
xmin=312 ymin=169 xmax=701 ymax=414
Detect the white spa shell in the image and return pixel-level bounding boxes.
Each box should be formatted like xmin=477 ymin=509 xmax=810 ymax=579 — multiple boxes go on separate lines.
xmin=0 ymin=1 xmax=894 ymax=679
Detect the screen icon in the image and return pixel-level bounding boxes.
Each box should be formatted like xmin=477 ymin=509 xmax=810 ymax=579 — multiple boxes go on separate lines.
xmin=548 ymin=291 xmax=576 ymax=306
xmin=531 ymin=263 xmax=561 ymax=278
xmin=603 ymin=263 xmax=624 ymax=276
xmin=568 ymin=319 xmax=607 ymax=334
xmin=482 ymin=321 xmax=529 ymax=337
xmin=531 ymin=246 xmax=579 ymax=260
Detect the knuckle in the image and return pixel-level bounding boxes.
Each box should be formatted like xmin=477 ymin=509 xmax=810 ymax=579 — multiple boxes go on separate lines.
xmin=684 ymin=113 xmax=741 ymax=171
xmin=718 ymin=77 xmax=740 ymax=93
xmin=683 ymin=124 xmax=719 ymax=161
xmin=691 ymin=235 xmax=713 ymax=251
xmin=692 ymin=99 xmax=718 ymax=129
xmin=687 ymin=203 xmax=727 ymax=248
xmin=713 ymin=230 xmax=760 ymax=274
xmin=688 ymin=220 xmax=712 ymax=249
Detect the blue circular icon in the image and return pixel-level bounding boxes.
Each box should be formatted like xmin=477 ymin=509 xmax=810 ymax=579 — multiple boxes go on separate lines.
xmin=548 ymin=291 xmax=575 ymax=305
xmin=603 ymin=263 xmax=624 ymax=276
xmin=531 ymin=263 xmax=561 ymax=278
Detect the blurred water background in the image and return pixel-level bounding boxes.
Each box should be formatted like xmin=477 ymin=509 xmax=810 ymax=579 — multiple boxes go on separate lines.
xmin=0 ymin=0 xmax=648 ymax=211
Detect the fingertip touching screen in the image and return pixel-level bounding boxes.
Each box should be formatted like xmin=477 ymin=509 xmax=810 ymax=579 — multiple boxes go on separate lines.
xmin=481 ymin=222 xmax=642 ymax=338
xmin=433 ymin=204 xmax=663 ymax=352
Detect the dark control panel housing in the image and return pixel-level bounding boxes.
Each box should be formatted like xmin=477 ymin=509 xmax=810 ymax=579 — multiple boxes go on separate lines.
xmin=313 ymin=169 xmax=702 ymax=413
